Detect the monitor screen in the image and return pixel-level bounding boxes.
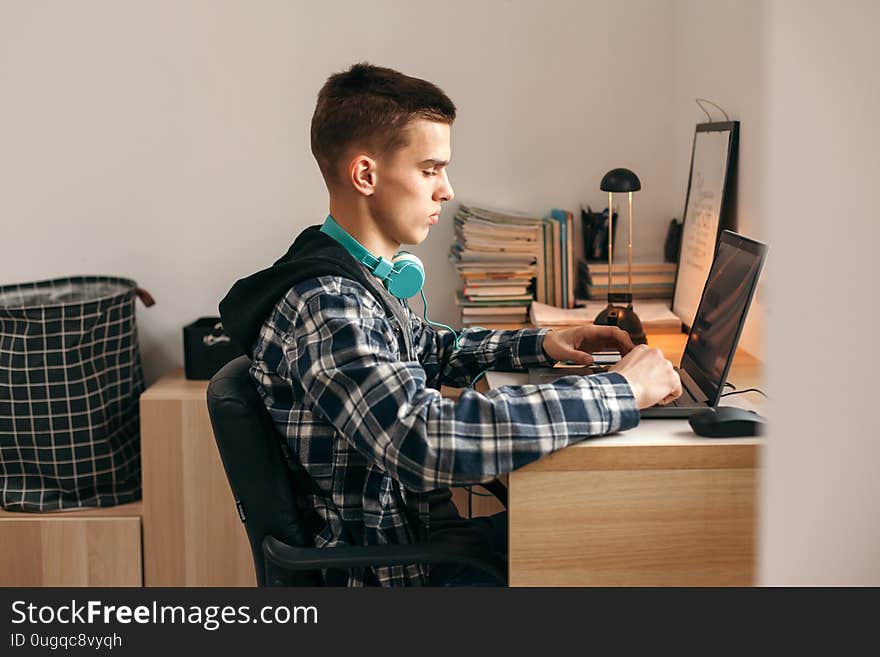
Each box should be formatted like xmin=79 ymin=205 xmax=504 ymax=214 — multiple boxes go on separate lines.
xmin=683 ymin=234 xmax=765 ymax=397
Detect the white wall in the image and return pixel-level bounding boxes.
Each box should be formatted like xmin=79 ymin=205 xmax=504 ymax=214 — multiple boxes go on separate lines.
xmin=671 ymin=0 xmax=767 ymax=358
xmin=0 ymin=0 xmax=678 ymax=384
xmin=759 ymin=0 xmax=879 ymax=585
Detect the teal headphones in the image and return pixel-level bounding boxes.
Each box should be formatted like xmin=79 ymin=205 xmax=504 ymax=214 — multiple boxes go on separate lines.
xmin=320 ymin=214 xmax=487 ymax=375
xmin=320 ymin=214 xmax=425 ymax=299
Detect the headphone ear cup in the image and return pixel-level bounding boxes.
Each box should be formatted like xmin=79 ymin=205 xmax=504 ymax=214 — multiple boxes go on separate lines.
xmin=386 ymin=253 xmax=425 ymax=299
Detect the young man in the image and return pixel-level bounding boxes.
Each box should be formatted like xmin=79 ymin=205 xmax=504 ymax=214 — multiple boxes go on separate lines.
xmin=219 ymin=63 xmax=681 ymax=587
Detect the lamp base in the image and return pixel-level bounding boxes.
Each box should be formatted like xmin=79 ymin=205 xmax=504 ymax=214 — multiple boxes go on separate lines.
xmin=594 ymin=294 xmax=647 ymax=345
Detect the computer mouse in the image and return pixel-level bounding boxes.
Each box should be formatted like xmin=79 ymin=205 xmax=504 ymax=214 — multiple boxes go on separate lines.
xmin=689 ymin=406 xmax=766 ymax=438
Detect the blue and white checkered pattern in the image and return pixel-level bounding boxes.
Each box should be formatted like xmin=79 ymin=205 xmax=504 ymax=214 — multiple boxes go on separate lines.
xmin=250 ymin=275 xmax=639 ymax=586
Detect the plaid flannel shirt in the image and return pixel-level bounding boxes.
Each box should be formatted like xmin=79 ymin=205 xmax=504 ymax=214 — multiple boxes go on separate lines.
xmin=249 ymin=275 xmax=639 ymax=586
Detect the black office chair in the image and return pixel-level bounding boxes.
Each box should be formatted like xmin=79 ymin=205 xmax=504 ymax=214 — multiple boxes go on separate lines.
xmin=206 ymin=355 xmax=507 ymax=586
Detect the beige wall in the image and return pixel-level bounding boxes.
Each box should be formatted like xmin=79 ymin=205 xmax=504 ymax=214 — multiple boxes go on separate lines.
xmin=0 ymin=0 xmax=678 ymax=384
xmin=671 ymin=0 xmax=767 ymax=358
xmin=759 ymin=0 xmax=879 ymax=585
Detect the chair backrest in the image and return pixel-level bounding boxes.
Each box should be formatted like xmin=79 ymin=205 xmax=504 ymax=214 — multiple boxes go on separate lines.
xmin=206 ymin=356 xmax=320 ymax=586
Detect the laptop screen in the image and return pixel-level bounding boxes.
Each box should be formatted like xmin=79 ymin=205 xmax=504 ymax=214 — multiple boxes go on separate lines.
xmin=680 ymin=230 xmax=767 ymax=405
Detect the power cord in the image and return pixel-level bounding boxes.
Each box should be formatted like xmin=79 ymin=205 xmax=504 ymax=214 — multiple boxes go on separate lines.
xmin=467 ymin=488 xmax=495 ymax=497
xmin=464 ymin=485 xmax=500 ymax=519
xmin=464 ymin=344 xmax=493 ymax=518
xmin=394 ymin=250 xmax=464 ymax=346
xmin=464 ymin=363 xmax=491 ymax=518
xmin=406 ymin=273 xmax=494 ymax=519
xmin=470 ymin=369 xmax=489 ymax=388
xmin=417 ymin=285 xmax=490 ymax=390
xmin=720 ymin=388 xmax=767 ymax=399
xmin=418 ymin=288 xmax=463 ymax=348
xmin=696 ymin=98 xmax=730 ymax=123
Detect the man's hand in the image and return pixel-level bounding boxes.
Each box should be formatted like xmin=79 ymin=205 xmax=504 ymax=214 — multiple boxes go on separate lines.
xmin=541 ymin=325 xmax=636 ymax=365
xmin=609 ymin=344 xmax=682 ymax=409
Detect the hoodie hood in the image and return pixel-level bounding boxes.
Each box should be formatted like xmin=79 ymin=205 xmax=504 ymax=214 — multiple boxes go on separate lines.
xmin=219 ymin=225 xmax=403 ymax=356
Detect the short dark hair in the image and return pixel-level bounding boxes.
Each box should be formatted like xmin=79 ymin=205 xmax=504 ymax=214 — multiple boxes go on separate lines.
xmin=310 ymin=62 xmax=456 ymax=187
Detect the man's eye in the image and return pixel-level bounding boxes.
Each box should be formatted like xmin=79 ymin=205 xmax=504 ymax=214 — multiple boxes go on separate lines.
xmin=423 ymin=170 xmax=437 ymax=176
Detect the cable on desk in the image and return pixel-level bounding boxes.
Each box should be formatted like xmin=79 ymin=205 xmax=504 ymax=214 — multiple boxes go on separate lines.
xmin=720 ymin=388 xmax=767 ymax=399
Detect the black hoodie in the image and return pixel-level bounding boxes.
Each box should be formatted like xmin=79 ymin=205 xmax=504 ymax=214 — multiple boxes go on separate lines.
xmin=218 ymin=224 xmax=456 ymax=549
xmin=218 ymin=225 xmax=413 ymax=358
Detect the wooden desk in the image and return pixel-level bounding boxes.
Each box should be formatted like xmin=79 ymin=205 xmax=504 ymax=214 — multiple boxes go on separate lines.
xmin=487 ymin=332 xmax=763 ymax=586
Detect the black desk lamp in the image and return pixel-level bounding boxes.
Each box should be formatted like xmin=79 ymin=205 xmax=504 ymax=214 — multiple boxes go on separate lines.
xmin=593 ymin=168 xmax=647 ymax=345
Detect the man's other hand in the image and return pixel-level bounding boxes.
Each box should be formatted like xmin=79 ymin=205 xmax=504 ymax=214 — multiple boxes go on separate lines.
xmin=609 ymin=344 xmax=682 ymax=409
xmin=542 ymin=325 xmax=636 ymax=365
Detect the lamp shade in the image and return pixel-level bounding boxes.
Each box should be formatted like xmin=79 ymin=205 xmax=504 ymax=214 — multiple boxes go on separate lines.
xmin=600 ymin=168 xmax=641 ymax=192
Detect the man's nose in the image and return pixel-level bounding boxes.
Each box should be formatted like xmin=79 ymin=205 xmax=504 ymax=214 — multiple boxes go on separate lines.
xmin=437 ymin=171 xmax=454 ymax=202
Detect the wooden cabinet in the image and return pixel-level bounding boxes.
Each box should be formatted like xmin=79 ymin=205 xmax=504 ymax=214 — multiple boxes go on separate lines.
xmin=140 ymin=370 xmax=255 ymax=586
xmin=0 ymin=503 xmax=143 ymax=586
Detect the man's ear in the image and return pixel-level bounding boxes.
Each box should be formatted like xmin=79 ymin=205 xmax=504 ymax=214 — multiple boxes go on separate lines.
xmin=349 ymin=154 xmax=377 ymax=197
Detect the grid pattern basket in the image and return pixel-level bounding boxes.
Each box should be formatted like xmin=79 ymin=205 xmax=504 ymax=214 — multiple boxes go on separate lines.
xmin=0 ymin=276 xmax=149 ymax=511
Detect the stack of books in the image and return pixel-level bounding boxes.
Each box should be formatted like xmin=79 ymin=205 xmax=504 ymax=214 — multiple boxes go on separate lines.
xmin=450 ymin=204 xmax=543 ymax=327
xmin=536 ymin=209 xmax=576 ymax=309
xmin=456 ymin=291 xmax=531 ymax=325
xmin=577 ymin=261 xmax=677 ymax=301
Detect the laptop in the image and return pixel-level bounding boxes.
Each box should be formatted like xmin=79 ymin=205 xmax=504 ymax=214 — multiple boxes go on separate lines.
xmin=529 ymin=230 xmax=767 ymax=419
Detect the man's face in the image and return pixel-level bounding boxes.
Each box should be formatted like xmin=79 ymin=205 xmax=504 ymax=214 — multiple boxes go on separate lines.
xmin=369 ymin=119 xmax=454 ymax=246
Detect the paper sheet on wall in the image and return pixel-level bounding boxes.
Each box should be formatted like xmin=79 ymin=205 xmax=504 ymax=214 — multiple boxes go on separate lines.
xmin=672 ymin=129 xmax=731 ymax=329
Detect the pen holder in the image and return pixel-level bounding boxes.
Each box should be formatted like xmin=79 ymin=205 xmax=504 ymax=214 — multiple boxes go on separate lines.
xmin=580 ymin=206 xmax=618 ymax=261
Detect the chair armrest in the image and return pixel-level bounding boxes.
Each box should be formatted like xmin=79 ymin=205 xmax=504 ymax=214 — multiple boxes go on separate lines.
xmin=262 ymin=535 xmax=506 ymax=584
